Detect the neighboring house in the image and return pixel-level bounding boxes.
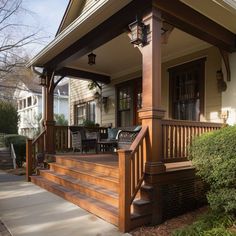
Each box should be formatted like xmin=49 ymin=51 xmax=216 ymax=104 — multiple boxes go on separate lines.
xmin=27 ymin=0 xmax=236 ymax=232
xmin=15 ymin=77 xmax=69 ymax=138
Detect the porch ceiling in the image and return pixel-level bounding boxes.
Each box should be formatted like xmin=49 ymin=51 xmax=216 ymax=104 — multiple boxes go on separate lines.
xmin=65 ymin=29 xmax=210 ymax=79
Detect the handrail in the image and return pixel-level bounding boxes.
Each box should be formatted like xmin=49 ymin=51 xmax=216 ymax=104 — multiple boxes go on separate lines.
xmin=32 ymin=130 xmax=46 ymax=145
xmin=118 ymin=125 xmax=148 ymax=232
xmin=129 ymin=126 xmax=148 ymax=155
xmin=26 ymin=129 xmax=46 ymax=181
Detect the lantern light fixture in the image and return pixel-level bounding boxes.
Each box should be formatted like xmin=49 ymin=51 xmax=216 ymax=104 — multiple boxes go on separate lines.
xmin=88 ymin=52 xmax=96 ymax=65
xmin=129 ymin=18 xmax=147 ymax=46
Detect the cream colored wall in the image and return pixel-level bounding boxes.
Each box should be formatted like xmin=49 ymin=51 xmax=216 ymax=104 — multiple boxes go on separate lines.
xmin=69 ymin=47 xmax=222 ymax=126
xmin=222 ymin=52 xmax=236 ymax=125
xmin=69 ymin=79 xmax=100 ymax=125
xmin=101 ymin=70 xmax=142 ymax=127
xmin=162 ymin=46 xmax=222 ymax=122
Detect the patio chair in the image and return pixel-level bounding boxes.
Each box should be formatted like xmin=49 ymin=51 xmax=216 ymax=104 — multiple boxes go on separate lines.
xmin=70 ymin=127 xmax=99 ymax=153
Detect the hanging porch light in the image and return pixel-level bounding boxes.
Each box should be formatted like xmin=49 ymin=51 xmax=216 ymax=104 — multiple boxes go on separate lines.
xmin=88 ymin=52 xmax=96 ymax=65
xmin=129 ymin=18 xmax=147 ymax=46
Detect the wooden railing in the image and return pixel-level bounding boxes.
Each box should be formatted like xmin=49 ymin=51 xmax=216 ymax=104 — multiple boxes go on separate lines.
xmin=26 ymin=130 xmax=46 ymax=181
xmin=54 ymin=126 xmax=70 ymax=151
xmin=118 ymin=126 xmax=148 ymax=232
xmin=161 ymin=119 xmax=222 ymax=162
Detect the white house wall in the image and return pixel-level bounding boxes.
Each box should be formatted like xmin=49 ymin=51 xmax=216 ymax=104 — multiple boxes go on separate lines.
xmin=222 ymin=52 xmax=236 ymax=125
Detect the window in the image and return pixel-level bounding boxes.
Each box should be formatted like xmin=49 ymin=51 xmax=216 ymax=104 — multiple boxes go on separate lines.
xmin=27 ymin=97 xmax=32 ymax=107
xmin=117 ymin=78 xmax=142 ymax=127
xmin=169 ymin=58 xmax=205 ymax=121
xmin=75 ymin=101 xmax=96 ymax=125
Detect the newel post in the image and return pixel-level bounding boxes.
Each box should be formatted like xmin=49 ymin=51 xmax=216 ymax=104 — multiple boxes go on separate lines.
xmin=118 ymin=149 xmax=132 ymax=232
xmin=26 ymin=139 xmax=33 ymax=182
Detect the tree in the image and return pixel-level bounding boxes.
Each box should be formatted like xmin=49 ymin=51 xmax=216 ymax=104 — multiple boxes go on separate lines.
xmin=0 ymin=100 xmax=18 ymax=133
xmin=54 ymin=114 xmax=68 ymax=126
xmin=0 ymin=0 xmax=46 ymax=101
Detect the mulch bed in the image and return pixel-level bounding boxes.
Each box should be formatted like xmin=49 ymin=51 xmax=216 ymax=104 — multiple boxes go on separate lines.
xmin=131 ymin=207 xmax=208 ymax=236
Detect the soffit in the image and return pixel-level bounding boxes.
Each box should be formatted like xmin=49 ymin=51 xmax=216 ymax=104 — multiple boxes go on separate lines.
xmin=180 ymin=0 xmax=236 ymax=33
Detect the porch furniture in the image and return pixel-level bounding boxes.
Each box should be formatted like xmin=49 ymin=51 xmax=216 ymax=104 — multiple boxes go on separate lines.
xmin=97 ymin=140 xmax=118 ymax=152
xmin=70 ymin=127 xmax=99 ymax=153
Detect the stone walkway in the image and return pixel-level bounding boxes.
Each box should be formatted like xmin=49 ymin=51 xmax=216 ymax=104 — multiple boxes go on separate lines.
xmin=0 ymin=170 xmax=130 ymax=236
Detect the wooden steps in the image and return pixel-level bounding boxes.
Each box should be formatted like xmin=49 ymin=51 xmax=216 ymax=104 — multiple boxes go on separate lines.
xmin=31 ymin=175 xmax=118 ymax=225
xmin=31 ymin=154 xmax=155 ymax=231
xmin=0 ymin=148 xmax=13 ymax=170
xmin=31 ymin=154 xmax=119 ymax=226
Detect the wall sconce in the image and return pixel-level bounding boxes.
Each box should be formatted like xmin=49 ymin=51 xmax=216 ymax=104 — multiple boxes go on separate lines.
xmin=129 ymin=18 xmax=147 ymax=46
xmin=39 ymin=75 xmax=47 ymax=86
xmin=88 ymin=52 xmax=96 ymax=65
xmin=93 ymin=91 xmax=101 ymax=101
xmin=220 ymin=110 xmax=229 ymax=124
xmin=216 ymin=69 xmax=227 ymax=92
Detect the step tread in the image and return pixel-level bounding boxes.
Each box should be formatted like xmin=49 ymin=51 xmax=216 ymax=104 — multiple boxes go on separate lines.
xmin=50 ymin=163 xmax=119 ymax=183
xmin=41 ymin=170 xmax=119 ymax=198
xmin=56 ymin=156 xmax=119 ymax=171
xmin=31 ymin=175 xmax=118 ymax=224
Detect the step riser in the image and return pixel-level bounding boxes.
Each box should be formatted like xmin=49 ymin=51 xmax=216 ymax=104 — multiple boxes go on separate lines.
xmin=31 ymin=176 xmax=118 ymax=226
xmin=133 ymin=204 xmax=152 ymax=215
xmin=50 ymin=164 xmax=119 ymax=192
xmin=55 ymin=157 xmax=119 ymax=178
xmin=40 ymin=171 xmax=118 ymax=207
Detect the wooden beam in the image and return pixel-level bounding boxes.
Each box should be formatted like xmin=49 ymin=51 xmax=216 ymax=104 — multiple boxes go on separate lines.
xmin=55 ymin=67 xmax=111 ymax=84
xmin=45 ymin=0 xmax=152 ymax=69
xmin=153 ymin=0 xmax=236 ymax=52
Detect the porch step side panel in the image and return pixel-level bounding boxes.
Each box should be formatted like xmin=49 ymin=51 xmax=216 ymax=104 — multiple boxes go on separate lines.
xmin=31 ymin=175 xmax=118 ymax=226
xmin=39 ymin=169 xmax=118 ymax=207
xmin=49 ymin=162 xmax=119 ymax=192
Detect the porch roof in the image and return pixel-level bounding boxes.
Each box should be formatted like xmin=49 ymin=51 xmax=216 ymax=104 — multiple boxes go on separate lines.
xmin=27 ymin=0 xmax=236 ymax=80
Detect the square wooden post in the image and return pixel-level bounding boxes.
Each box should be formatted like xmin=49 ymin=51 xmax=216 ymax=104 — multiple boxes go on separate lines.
xmin=44 ymin=71 xmax=55 ymax=154
xmin=118 ymin=149 xmax=132 ymax=232
xmin=138 ymin=8 xmax=166 ymax=175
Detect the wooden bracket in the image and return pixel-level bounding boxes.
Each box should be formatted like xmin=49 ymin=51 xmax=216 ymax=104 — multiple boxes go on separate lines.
xmin=219 ymin=49 xmax=231 ymax=81
xmin=48 ymin=71 xmax=55 ymax=93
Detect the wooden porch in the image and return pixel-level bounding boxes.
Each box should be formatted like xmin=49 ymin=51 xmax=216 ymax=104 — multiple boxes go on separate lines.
xmin=26 ymin=120 xmax=222 ymax=232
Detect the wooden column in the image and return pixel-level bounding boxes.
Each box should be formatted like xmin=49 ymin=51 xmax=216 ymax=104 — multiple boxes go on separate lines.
xmin=44 ymin=71 xmax=55 ymax=154
xmin=26 ymin=139 xmax=32 ymax=182
xmin=139 ymin=8 xmax=166 ymax=175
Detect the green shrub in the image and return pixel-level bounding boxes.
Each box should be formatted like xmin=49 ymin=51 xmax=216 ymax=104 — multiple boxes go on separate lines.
xmin=0 ymin=101 xmax=18 ymax=134
xmin=189 ymin=125 xmax=236 ymax=214
xmin=172 ymin=211 xmax=235 ymax=236
xmin=4 ymin=134 xmax=27 ymax=167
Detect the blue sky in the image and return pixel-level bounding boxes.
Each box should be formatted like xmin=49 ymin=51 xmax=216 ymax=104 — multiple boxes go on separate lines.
xmin=22 ymin=0 xmax=69 ymax=56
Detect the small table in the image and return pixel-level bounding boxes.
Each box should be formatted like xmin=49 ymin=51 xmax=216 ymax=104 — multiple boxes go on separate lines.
xmin=97 ymin=140 xmax=117 ymax=152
